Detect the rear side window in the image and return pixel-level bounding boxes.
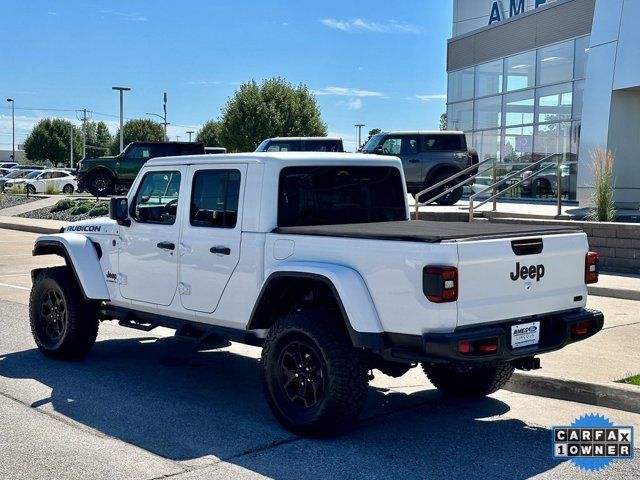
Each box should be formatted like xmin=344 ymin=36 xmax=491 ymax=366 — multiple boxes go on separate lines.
xmin=190 ymin=170 xmax=241 ymax=228
xmin=422 ymin=135 xmax=464 ymax=151
xmin=303 ymin=140 xmax=340 ymax=152
xmin=150 ymin=144 xmax=178 ymax=158
xmin=179 ymin=144 xmax=205 ymax=155
xmin=131 ymin=171 xmax=181 ymax=224
xmin=278 ymin=166 xmax=406 ymax=227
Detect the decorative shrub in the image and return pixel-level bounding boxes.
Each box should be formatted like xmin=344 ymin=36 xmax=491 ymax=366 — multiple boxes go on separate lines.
xmin=50 ymin=199 xmax=74 ymax=212
xmin=88 ymin=203 xmax=109 ymax=217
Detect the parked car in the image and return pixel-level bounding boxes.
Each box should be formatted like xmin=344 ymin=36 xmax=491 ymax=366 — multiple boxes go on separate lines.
xmin=4 ymin=169 xmax=77 ymax=194
xmin=256 ymin=137 xmax=344 ymax=153
xmin=0 ymin=169 xmax=37 ymax=190
xmin=10 ymin=164 xmax=46 ymax=170
xmin=0 ymin=162 xmax=18 ymax=169
xmin=76 ymin=141 xmax=206 ymax=197
xmin=0 ymin=167 xmax=12 ymax=177
xmin=521 ymin=163 xmax=571 ymax=197
xmin=29 ymin=152 xmax=603 ymax=436
xmin=361 ymin=130 xmax=477 ymax=205
xmin=205 ymin=147 xmax=227 ymax=154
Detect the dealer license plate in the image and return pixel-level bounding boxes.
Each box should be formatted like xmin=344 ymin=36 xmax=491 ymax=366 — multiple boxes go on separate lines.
xmin=511 ymin=321 xmax=540 ymax=348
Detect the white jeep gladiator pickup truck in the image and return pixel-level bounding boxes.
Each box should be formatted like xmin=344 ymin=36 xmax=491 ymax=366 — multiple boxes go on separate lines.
xmin=29 ymin=152 xmax=603 ymax=436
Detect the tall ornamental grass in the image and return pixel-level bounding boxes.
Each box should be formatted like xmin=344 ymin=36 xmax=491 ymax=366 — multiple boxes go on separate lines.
xmin=589 ymin=147 xmax=616 ymax=222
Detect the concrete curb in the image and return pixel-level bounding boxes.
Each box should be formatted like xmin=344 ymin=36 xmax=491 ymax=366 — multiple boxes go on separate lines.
xmin=506 ymin=373 xmax=640 ymax=415
xmin=0 ymin=218 xmax=64 ymax=235
xmin=588 ymin=286 xmax=640 ymax=302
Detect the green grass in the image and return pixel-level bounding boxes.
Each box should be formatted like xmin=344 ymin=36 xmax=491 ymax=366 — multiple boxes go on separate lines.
xmin=617 ymin=375 xmax=640 ymax=386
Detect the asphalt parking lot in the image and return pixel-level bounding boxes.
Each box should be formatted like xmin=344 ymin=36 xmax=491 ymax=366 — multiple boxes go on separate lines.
xmin=0 ymin=228 xmax=638 ymax=480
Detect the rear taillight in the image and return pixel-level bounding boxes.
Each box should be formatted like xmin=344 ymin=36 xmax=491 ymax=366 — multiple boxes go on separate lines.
xmin=423 ymin=266 xmax=458 ymax=303
xmin=570 ymin=320 xmax=591 ymax=337
xmin=585 ymin=252 xmax=599 ymax=284
xmin=458 ymin=338 xmax=499 ymax=356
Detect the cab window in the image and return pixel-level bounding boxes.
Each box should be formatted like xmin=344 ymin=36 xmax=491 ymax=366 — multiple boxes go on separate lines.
xmin=190 ymin=170 xmax=241 ymax=228
xmin=131 ymin=171 xmax=181 ymax=224
xmin=126 ymin=146 xmax=152 ymax=159
xmin=266 ymin=140 xmax=301 ymax=152
xmin=381 ymin=136 xmax=418 ymax=155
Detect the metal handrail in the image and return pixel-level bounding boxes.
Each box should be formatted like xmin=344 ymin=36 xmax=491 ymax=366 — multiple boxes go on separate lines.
xmin=468 ymin=153 xmax=561 ymax=222
xmin=413 ymin=158 xmax=494 ymax=217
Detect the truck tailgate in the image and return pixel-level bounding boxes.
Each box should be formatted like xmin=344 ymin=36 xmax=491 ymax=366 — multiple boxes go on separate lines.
xmin=456 ymin=233 xmax=588 ymax=327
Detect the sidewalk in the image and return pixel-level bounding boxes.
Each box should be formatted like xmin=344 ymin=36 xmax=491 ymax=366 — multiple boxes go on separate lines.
xmin=0 ymin=195 xmax=66 ymax=217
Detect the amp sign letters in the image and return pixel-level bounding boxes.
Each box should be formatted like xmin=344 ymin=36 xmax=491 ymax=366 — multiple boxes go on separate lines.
xmin=489 ymin=0 xmax=547 ymax=25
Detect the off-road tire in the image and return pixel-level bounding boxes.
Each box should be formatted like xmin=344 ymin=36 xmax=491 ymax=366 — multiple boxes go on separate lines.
xmin=430 ymin=171 xmax=464 ymax=206
xmin=29 ymin=267 xmax=99 ymax=360
xmin=422 ymin=362 xmax=515 ymax=398
xmin=62 ymin=184 xmax=74 ymax=194
xmin=262 ymin=310 xmax=368 ymax=436
xmin=87 ymin=171 xmax=115 ymax=197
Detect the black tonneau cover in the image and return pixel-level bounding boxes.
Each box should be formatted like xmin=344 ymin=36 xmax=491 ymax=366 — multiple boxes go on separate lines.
xmin=274 ymin=220 xmax=581 ymax=243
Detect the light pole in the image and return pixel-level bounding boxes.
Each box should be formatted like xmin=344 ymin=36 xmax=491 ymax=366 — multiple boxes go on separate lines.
xmin=354 ymin=123 xmax=365 ymax=152
xmin=6 ymin=98 xmax=14 ymax=160
xmin=187 ymin=131 xmax=194 ymax=142
xmin=112 ymin=86 xmax=131 ymax=153
xmin=145 ymin=112 xmax=170 ymax=139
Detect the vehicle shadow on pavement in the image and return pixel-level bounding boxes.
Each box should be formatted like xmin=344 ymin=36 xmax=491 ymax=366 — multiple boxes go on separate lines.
xmin=0 ymin=335 xmax=561 ymax=479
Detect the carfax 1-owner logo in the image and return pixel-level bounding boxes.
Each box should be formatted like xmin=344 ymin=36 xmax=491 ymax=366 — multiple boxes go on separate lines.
xmin=552 ymin=414 xmax=634 ymax=471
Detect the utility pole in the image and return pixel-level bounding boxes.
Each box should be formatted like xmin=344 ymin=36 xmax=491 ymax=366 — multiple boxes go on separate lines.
xmin=81 ymin=108 xmax=88 ymax=159
xmin=112 ymin=86 xmax=131 ymax=153
xmin=187 ymin=131 xmax=194 ymax=142
xmin=163 ymin=92 xmax=168 ymax=139
xmin=69 ymin=125 xmax=74 ymax=168
xmin=175 ymin=135 xmax=180 ymax=141
xmin=354 ymin=123 xmax=365 ymax=152
xmin=6 ymin=98 xmax=14 ymax=160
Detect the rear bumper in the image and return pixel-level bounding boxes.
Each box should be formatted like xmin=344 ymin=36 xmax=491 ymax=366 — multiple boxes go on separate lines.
xmin=381 ymin=308 xmax=603 ymax=364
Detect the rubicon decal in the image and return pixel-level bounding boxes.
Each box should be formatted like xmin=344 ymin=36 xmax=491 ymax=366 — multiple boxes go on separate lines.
xmin=66 ymin=225 xmax=102 ymax=232
xmin=510 ymin=262 xmax=545 ymax=282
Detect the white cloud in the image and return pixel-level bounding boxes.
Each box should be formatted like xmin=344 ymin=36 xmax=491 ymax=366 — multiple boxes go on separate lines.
xmin=347 ymin=98 xmax=363 ymax=110
xmin=320 ymin=18 xmax=420 ymax=34
xmin=186 ymin=80 xmax=224 ymax=86
xmin=415 ymin=94 xmax=447 ymax=101
xmin=313 ymin=87 xmax=382 ymax=97
xmin=47 ymin=12 xmax=57 ymax=16
xmin=101 ymin=10 xmax=148 ymax=22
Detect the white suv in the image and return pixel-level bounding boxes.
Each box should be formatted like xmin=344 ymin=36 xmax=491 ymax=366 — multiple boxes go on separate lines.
xmin=4 ymin=169 xmax=77 ymax=194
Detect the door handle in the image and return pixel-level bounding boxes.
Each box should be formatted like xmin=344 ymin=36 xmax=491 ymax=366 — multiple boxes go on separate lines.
xmin=210 ymin=246 xmax=231 ymax=255
xmin=409 ymin=159 xmax=420 ymax=164
xmin=157 ymin=241 xmax=175 ymax=251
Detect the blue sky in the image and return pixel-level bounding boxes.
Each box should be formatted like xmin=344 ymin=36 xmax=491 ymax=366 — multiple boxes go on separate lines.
xmin=0 ymin=1 xmax=452 ymax=152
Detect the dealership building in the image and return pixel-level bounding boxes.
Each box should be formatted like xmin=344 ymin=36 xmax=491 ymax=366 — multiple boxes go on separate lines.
xmin=448 ymin=0 xmax=640 ymax=207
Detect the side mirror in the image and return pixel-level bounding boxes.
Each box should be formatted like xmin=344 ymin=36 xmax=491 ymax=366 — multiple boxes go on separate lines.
xmin=374 ymin=145 xmax=384 ymax=155
xmin=109 ymin=197 xmax=130 ymax=226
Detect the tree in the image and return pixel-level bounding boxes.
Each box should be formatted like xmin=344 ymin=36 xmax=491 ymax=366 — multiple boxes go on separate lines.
xmin=83 ymin=121 xmax=113 ymax=158
xmin=218 ymin=77 xmax=327 ymax=152
xmin=439 ymin=112 xmax=448 ymax=131
xmin=196 ymin=120 xmax=221 ymax=147
xmin=23 ymin=118 xmax=83 ymax=167
xmin=365 ymin=128 xmax=381 ymax=143
xmin=109 ymin=119 xmax=164 ymax=155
